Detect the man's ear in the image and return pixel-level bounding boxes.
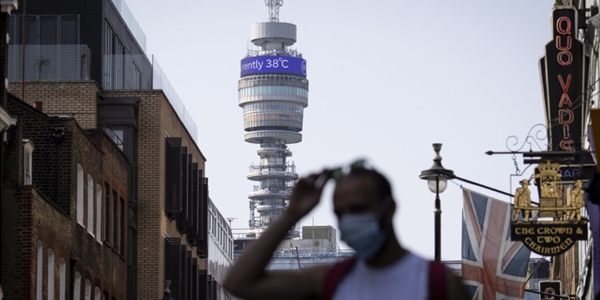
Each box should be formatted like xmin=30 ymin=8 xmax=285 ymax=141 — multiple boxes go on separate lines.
xmin=385 ymin=197 xmax=396 ymax=220
xmin=381 ymin=198 xmax=396 ymax=230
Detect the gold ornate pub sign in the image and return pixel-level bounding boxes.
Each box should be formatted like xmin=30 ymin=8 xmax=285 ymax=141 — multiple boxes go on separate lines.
xmin=510 ymin=161 xmax=588 ymax=256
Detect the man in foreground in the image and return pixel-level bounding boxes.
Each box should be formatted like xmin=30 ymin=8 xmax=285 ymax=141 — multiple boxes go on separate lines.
xmin=223 ymin=160 xmax=469 ymax=299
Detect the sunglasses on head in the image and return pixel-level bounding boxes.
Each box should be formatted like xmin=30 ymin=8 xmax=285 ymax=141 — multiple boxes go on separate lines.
xmin=330 ymin=159 xmax=375 ymax=180
xmin=309 ymin=159 xmax=377 ymax=189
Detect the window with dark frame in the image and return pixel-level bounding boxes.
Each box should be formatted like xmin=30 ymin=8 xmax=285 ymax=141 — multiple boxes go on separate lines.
xmin=113 ymin=190 xmax=118 ymax=251
xmin=23 ymin=147 xmax=32 ymax=184
xmin=120 ymin=197 xmax=125 ymax=255
xmin=104 ymin=183 xmax=111 ymax=245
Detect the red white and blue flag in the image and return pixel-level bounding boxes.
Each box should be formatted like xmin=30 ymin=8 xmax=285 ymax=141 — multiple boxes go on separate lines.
xmin=462 ymin=189 xmax=532 ymax=300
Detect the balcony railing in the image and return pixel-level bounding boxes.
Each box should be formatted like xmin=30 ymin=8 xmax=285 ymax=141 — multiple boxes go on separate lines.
xmin=247 ymin=170 xmax=298 ymax=180
xmin=248 ymin=188 xmax=292 ymax=199
xmin=8 ymin=45 xmax=91 ymax=81
xmin=7 ymin=46 xmax=198 ymax=142
xmin=110 ymin=0 xmax=147 ymax=52
xmin=152 ymin=57 xmax=198 ymax=140
xmin=257 ymin=146 xmax=292 ymax=156
xmin=248 ymin=163 xmax=296 ymax=173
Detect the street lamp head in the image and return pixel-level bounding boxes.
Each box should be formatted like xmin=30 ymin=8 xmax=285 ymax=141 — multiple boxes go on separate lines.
xmin=419 ymin=143 xmax=455 ymax=194
xmin=428 ymin=176 xmax=447 ymax=193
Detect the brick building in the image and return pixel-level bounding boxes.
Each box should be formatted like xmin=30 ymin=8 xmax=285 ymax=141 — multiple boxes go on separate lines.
xmin=2 ymin=93 xmax=130 ymax=299
xmin=0 ymin=1 xmax=21 ymax=299
xmin=3 ymin=0 xmax=235 ymax=299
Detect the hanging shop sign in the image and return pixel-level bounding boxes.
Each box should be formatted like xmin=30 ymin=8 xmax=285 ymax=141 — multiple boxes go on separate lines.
xmin=539 ymin=7 xmax=588 ymax=153
xmin=557 ymin=164 xmax=595 ymax=182
xmin=511 ymin=223 xmax=586 ymax=255
xmin=539 ymin=281 xmax=562 ymax=300
xmin=511 ymin=161 xmax=588 ymax=256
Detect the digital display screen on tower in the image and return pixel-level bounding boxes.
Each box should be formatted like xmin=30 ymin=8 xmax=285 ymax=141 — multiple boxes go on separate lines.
xmin=240 ymin=56 xmax=307 ymax=77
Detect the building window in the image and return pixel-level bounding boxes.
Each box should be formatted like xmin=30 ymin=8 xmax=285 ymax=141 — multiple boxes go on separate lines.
xmin=94 ymin=288 xmax=101 ymax=300
xmin=96 ymin=184 xmax=102 ymax=242
xmin=104 ymin=183 xmax=111 ymax=245
xmin=133 ymin=64 xmax=141 ymax=89
xmin=87 ymin=175 xmax=94 ymax=234
xmin=77 ymin=164 xmax=84 ymax=225
xmin=120 ymin=198 xmax=125 ymax=255
xmin=48 ymin=249 xmax=54 ymax=300
xmin=114 ymin=43 xmax=124 ymax=89
xmin=113 ymin=190 xmax=118 ymax=250
xmin=84 ymin=280 xmax=91 ymax=300
xmin=102 ymin=20 xmax=124 ymax=90
xmin=8 ymin=15 xmax=81 ymax=81
xmin=23 ymin=139 xmax=34 ymax=185
xmin=104 ymin=128 xmax=124 ymax=151
xmin=59 ymin=259 xmax=66 ymax=300
xmin=73 ymin=273 xmax=81 ymax=300
xmin=103 ymin=21 xmax=113 ymax=89
xmin=36 ymin=241 xmax=43 ymax=300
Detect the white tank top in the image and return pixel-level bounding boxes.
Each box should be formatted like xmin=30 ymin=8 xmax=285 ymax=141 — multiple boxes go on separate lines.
xmin=332 ymin=252 xmax=430 ymax=300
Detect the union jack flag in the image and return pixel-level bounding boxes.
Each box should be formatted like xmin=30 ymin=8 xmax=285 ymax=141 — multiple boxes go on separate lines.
xmin=462 ymin=189 xmax=532 ymax=300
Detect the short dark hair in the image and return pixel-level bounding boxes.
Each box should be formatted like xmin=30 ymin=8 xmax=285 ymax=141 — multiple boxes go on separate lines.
xmin=339 ymin=168 xmax=392 ymax=201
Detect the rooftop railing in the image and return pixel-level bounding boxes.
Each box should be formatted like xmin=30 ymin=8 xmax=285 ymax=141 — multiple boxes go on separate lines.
xmin=152 ymin=57 xmax=198 ymax=140
xmin=246 ymin=48 xmax=303 ymax=58
xmin=7 ymin=46 xmax=199 ymax=142
xmin=110 ymin=0 xmax=147 ymax=52
xmin=248 ymin=164 xmax=296 ymax=173
xmin=8 ymin=45 xmax=91 ymax=81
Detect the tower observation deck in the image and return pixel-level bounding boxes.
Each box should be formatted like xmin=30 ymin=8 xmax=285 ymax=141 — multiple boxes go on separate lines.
xmin=239 ymin=0 xmax=308 ymax=237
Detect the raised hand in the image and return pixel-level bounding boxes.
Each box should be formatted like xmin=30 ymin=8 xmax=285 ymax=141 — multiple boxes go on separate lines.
xmin=287 ymin=170 xmax=331 ymax=219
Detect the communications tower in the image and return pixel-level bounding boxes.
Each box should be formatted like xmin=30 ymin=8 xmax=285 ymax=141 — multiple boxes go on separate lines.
xmin=238 ymin=0 xmax=308 ymax=237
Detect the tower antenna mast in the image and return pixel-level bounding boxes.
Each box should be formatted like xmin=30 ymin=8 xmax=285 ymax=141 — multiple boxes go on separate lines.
xmin=265 ymin=0 xmax=284 ymax=22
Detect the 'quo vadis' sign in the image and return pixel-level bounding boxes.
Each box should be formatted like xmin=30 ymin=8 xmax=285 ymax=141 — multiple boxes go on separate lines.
xmin=539 ymin=6 xmax=588 ymax=152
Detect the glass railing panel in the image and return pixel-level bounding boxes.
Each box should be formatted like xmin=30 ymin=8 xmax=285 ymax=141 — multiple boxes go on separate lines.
xmin=8 ymin=44 xmax=91 ymax=81
xmin=110 ymin=0 xmax=147 ymax=52
xmin=152 ymin=56 xmax=198 ymax=141
xmin=8 ymin=44 xmax=198 ymax=143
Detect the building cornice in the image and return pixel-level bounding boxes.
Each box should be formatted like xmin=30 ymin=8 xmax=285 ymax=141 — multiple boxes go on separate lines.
xmin=0 ymin=0 xmax=18 ymax=15
xmin=0 ymin=105 xmax=17 ymax=132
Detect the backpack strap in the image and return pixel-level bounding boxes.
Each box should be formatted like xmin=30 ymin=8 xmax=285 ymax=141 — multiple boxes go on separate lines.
xmin=428 ymin=261 xmax=446 ymax=300
xmin=322 ymin=257 xmax=356 ymax=300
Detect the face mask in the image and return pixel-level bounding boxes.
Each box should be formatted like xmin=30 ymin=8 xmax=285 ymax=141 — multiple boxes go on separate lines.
xmin=339 ymin=200 xmax=390 ymax=260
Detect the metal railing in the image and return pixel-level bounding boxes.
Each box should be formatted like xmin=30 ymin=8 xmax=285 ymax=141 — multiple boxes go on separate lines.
xmin=257 ymin=146 xmax=292 ymax=155
xmin=247 ymin=170 xmax=298 ymax=179
xmin=249 ymin=188 xmax=292 ymax=196
xmin=246 ymin=48 xmax=303 ymax=58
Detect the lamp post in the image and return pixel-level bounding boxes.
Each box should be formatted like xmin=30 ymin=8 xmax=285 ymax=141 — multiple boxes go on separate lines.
xmin=160 ymin=280 xmax=174 ymax=300
xmin=419 ymin=143 xmax=454 ymax=262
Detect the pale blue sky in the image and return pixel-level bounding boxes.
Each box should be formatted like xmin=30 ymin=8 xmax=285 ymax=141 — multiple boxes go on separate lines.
xmin=125 ymin=0 xmax=554 ymax=260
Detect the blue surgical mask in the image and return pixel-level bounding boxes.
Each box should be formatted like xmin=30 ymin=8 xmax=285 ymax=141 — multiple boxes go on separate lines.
xmin=339 ymin=200 xmax=390 ymax=260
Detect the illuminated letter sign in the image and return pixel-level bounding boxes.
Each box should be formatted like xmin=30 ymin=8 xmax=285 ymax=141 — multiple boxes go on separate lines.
xmin=540 ymin=8 xmax=587 ymax=152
